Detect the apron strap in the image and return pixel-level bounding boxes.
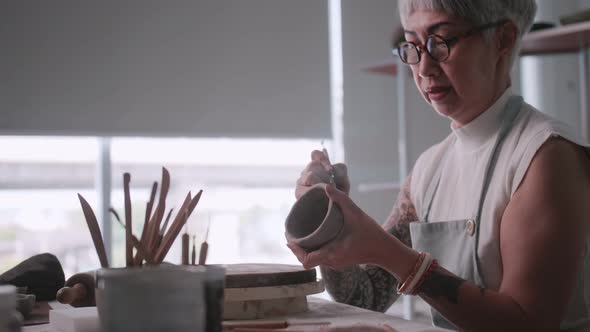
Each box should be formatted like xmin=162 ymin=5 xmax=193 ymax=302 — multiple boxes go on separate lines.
xmin=420 ymin=95 xmax=524 ymax=285
xmin=472 ymin=96 xmax=523 ymax=285
xmin=421 ymin=144 xmax=452 ymax=222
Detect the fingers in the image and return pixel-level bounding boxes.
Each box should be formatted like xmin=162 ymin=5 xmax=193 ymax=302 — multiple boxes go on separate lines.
xmin=286 ymin=242 xmax=332 ymax=270
xmin=311 ymin=149 xmax=333 ymax=174
xmin=325 ymin=184 xmax=349 ymax=207
xmin=286 ymin=242 xmax=308 ymax=263
xmin=332 ymin=163 xmax=350 ymax=193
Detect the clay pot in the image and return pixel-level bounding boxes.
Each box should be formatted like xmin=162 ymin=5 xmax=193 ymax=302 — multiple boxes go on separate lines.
xmin=285 ymin=183 xmax=344 ymax=251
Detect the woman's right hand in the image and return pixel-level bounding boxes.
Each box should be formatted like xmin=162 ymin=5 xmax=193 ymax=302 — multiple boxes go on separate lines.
xmin=295 ymin=150 xmax=350 ymax=199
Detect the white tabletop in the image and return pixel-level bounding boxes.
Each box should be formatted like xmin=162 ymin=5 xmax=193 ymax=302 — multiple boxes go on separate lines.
xmin=23 ymin=297 xmax=451 ymax=332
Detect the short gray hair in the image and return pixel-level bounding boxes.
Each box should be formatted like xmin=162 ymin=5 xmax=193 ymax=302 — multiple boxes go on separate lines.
xmin=398 ymin=0 xmax=537 ymax=67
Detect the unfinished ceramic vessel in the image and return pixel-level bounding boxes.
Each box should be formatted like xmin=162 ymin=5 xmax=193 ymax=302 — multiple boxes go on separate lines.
xmin=285 ymin=183 xmax=344 ymax=251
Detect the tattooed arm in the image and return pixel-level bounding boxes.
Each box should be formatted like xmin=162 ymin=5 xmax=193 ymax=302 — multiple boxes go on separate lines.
xmin=320 ymin=174 xmax=418 ymax=312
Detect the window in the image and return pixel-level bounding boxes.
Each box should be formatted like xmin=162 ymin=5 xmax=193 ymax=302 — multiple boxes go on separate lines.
xmin=0 ymin=136 xmax=328 ymax=276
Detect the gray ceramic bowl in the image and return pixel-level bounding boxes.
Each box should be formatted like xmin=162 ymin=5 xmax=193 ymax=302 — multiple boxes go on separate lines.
xmin=285 ymin=183 xmax=344 ymax=251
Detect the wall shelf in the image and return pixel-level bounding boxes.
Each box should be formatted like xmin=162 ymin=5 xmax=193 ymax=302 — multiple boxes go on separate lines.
xmin=521 ymin=21 xmax=590 ymax=55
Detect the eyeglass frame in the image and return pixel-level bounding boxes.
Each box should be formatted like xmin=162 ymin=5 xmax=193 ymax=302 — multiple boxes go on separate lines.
xmin=394 ymin=19 xmax=509 ymax=65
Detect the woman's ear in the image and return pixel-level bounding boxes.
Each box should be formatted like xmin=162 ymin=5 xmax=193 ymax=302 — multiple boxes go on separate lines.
xmin=496 ymin=21 xmax=518 ymax=57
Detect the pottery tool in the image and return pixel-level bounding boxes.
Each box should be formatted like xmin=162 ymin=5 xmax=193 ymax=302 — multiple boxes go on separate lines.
xmin=77 ymin=194 xmax=109 ymax=268
xmin=154 ymin=190 xmax=202 ymax=263
xmin=159 ymin=208 xmax=175 ymax=241
xmin=108 ymin=208 xmax=123 ymax=228
xmin=223 ymin=320 xmax=287 ymax=330
xmin=111 ymin=212 xmax=156 ymax=264
xmin=191 ymin=235 xmax=196 ymax=265
xmin=182 ymin=226 xmax=189 ymax=265
xmin=320 ymin=141 xmax=335 ymax=185
xmin=198 ymin=217 xmax=211 ymax=265
xmin=134 ymin=181 xmax=158 ymax=266
xmin=223 ymin=320 xmax=331 ymax=331
xmin=123 ymin=173 xmax=133 ymax=267
xmin=130 ymin=235 xmax=155 ymax=265
xmin=146 ymin=168 xmax=171 ymax=256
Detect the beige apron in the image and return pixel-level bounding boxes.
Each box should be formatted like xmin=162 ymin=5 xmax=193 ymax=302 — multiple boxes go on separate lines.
xmin=409 ymin=96 xmax=523 ymax=330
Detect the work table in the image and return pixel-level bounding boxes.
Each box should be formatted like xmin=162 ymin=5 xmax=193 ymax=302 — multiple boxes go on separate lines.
xmin=22 ymin=297 xmax=451 ymax=332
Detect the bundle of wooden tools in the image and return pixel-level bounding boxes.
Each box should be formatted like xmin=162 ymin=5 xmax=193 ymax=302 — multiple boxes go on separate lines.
xmin=78 ymin=167 xmax=203 ymax=267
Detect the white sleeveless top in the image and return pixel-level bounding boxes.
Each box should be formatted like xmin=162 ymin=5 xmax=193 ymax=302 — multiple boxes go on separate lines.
xmin=410 ymin=89 xmax=590 ymax=330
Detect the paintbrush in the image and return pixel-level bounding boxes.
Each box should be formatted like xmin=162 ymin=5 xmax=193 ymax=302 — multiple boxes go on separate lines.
xmin=77 ymin=194 xmax=109 ymax=268
xmin=182 ymin=225 xmax=189 ymax=265
xmin=198 ymin=216 xmax=211 ymax=265
xmin=191 ymin=235 xmax=196 ymax=265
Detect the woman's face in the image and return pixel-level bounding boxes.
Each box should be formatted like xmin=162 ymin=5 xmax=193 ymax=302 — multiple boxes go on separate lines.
xmin=402 ymin=10 xmax=506 ymax=127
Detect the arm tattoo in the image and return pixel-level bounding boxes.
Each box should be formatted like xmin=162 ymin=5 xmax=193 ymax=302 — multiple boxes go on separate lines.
xmin=320 ymin=265 xmax=400 ymax=312
xmin=320 ymin=175 xmax=418 ymax=312
xmin=418 ymin=267 xmax=466 ymax=305
xmin=384 ymin=175 xmax=416 ymax=247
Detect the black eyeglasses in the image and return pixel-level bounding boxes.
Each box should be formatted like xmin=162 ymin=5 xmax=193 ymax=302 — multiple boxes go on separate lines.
xmin=394 ymin=20 xmax=508 ymax=65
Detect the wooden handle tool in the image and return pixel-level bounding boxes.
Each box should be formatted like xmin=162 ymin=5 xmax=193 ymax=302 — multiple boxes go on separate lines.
xmin=134 ymin=181 xmax=158 ymax=265
xmin=123 ymin=173 xmax=133 ymax=267
xmin=222 ymin=320 xmax=288 ymax=330
xmin=182 ymin=230 xmax=189 ymax=265
xmin=77 ymin=194 xmax=109 ymax=268
xmin=56 ymin=283 xmax=87 ymax=305
xmin=155 ymin=190 xmax=202 ymax=263
xmin=56 ymin=271 xmax=96 ymax=307
xmin=198 ymin=216 xmax=211 ymax=265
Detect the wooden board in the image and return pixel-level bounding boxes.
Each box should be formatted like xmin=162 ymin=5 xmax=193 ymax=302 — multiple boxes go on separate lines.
xmin=224 ymin=297 xmax=308 ymax=320
xmin=221 ymin=264 xmax=316 ymax=289
xmin=23 ymin=301 xmax=50 ymax=326
xmin=224 ymin=280 xmax=324 ymax=302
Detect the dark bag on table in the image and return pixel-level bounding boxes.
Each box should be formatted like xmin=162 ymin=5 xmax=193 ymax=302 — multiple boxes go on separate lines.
xmin=0 ymin=253 xmax=65 ymax=301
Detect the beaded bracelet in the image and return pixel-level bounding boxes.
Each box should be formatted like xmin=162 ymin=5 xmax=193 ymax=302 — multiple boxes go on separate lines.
xmin=411 ymin=259 xmax=439 ymax=295
xmin=396 ymin=252 xmax=426 ymax=294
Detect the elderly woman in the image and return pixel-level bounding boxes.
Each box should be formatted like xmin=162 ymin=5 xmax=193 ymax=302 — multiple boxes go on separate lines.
xmin=288 ymin=1 xmax=590 ymax=331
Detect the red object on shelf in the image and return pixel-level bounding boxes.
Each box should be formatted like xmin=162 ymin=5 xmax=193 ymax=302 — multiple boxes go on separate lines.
xmin=363 ymin=60 xmax=399 ymax=76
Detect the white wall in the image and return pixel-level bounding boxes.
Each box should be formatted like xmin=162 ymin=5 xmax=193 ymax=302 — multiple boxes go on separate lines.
xmin=521 ymin=0 xmax=582 ymax=133
xmin=341 ymin=1 xmax=449 ymax=223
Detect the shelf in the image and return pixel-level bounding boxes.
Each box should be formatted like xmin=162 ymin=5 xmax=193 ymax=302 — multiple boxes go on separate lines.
xmin=521 ymin=21 xmax=590 ymax=55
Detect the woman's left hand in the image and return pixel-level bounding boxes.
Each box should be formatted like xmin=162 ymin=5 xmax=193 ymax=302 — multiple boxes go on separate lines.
xmin=287 ymin=184 xmax=393 ymax=270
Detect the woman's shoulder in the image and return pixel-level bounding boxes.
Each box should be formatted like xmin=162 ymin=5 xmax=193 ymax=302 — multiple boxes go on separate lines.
xmin=514 ymin=102 xmax=585 ymax=143
xmin=505 ymin=101 xmax=590 ymax=194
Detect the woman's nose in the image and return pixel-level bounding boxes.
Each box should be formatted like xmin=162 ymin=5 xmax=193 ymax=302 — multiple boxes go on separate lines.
xmin=418 ymin=52 xmax=441 ymax=79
